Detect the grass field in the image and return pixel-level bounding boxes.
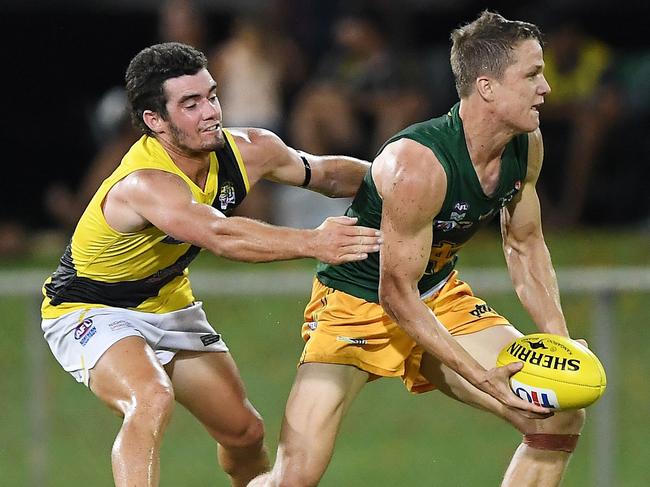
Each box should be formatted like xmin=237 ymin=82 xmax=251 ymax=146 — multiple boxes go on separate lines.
xmin=1 ymin=228 xmax=648 ymax=486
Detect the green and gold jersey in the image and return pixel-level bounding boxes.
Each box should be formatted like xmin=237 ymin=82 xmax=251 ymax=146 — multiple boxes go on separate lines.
xmin=317 ymin=103 xmax=529 ymax=302
xmin=42 ymin=129 xmax=250 ymax=319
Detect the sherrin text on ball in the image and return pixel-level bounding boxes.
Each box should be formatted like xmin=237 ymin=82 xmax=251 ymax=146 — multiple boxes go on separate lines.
xmin=496 ymin=333 xmax=607 ymax=410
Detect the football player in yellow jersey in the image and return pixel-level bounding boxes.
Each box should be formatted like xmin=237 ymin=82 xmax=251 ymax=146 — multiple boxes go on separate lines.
xmin=41 ymin=42 xmax=381 ymax=487
xmin=252 ymin=12 xmax=587 ymax=487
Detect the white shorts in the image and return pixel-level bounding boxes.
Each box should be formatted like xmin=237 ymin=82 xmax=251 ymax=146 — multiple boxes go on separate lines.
xmin=42 ymin=302 xmax=228 ymax=386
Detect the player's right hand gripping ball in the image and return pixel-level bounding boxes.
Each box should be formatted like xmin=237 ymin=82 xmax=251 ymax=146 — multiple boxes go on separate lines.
xmin=496 ymin=333 xmax=607 ymax=410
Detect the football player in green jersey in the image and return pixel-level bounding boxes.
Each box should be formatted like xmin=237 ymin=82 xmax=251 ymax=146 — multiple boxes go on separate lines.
xmin=252 ymin=11 xmax=585 ymax=487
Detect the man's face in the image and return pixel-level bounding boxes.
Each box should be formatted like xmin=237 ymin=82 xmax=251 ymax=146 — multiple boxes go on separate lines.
xmin=491 ymin=39 xmax=551 ymax=133
xmin=161 ymin=68 xmax=225 ymax=153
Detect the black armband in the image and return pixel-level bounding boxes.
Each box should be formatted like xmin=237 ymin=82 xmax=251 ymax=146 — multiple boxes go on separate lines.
xmin=299 ymin=152 xmax=312 ymax=187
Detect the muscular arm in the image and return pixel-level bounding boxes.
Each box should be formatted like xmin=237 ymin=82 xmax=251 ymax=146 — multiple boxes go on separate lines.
xmin=377 ymin=141 xmax=485 ymax=383
xmin=376 ymin=139 xmax=551 ymax=416
xmin=232 ymin=128 xmax=369 ymax=197
xmin=104 ymin=170 xmax=380 ymax=264
xmin=501 ymin=129 xmax=568 ymax=336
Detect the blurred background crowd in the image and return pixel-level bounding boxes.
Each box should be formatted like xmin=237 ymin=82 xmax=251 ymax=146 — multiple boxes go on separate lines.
xmin=2 ymin=0 xmax=649 ymax=257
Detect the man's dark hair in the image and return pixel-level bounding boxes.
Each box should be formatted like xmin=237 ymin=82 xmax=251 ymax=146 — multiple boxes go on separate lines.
xmin=125 ymin=42 xmax=208 ymax=135
xmin=450 ymin=11 xmax=543 ymax=98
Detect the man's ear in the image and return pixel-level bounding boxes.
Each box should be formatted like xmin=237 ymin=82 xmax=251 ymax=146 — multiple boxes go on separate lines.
xmin=476 ymin=76 xmax=495 ymax=102
xmin=143 ymin=110 xmax=165 ymax=134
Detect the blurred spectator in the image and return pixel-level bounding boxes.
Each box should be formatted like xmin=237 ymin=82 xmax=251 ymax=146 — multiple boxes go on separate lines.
xmin=421 ymin=44 xmax=459 ymax=118
xmin=537 ymin=20 xmax=622 ymax=228
xmin=157 ymin=0 xmax=207 ymax=50
xmin=209 ymin=15 xmax=305 ymax=135
xmin=0 ymin=221 xmax=27 ymax=257
xmin=209 ymin=14 xmax=307 ymax=222
xmin=606 ymin=49 xmax=650 ymax=228
xmin=288 ymin=11 xmax=430 ymax=159
xmin=275 ymin=11 xmax=430 ymax=228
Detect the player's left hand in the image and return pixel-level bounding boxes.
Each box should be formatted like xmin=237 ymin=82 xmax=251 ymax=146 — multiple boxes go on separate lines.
xmin=313 ymin=216 xmax=382 ymax=264
xmin=485 ymin=361 xmax=555 ymax=420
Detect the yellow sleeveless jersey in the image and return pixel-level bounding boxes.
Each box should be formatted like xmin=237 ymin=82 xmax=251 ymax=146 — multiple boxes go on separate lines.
xmin=42 ymin=129 xmax=250 ymax=319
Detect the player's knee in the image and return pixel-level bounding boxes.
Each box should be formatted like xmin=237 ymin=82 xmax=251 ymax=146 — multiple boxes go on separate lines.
xmin=568 ymin=408 xmax=586 ymax=431
xmin=218 ymin=417 xmax=268 ymax=481
xmin=518 ymin=407 xmax=586 ymax=435
xmin=128 ymin=382 xmax=175 ymax=425
xmin=522 ymin=408 xmax=586 ymax=453
xmin=218 ymin=413 xmax=265 ymax=450
xmin=547 ymin=408 xmax=586 ymax=434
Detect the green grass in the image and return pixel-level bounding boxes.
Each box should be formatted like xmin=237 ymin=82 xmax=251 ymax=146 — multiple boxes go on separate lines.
xmin=1 ymin=228 xmax=648 ymax=486
xmin=2 ymin=291 xmax=648 ymax=486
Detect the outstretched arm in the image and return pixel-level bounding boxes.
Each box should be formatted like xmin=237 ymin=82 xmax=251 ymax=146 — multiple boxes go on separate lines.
xmin=501 ymin=129 xmax=568 ymax=336
xmin=232 ymin=128 xmax=370 ymax=197
xmin=375 ymin=139 xmax=551 ymax=418
xmin=104 ymin=169 xmax=381 ymax=264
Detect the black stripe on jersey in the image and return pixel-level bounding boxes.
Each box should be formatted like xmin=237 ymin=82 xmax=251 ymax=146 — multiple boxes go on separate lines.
xmin=212 ymin=137 xmax=247 ymax=215
xmin=44 ymin=243 xmax=201 ymax=308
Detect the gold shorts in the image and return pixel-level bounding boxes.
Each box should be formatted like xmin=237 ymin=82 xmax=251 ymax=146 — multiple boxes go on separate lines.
xmin=300 ymin=271 xmax=509 ymax=393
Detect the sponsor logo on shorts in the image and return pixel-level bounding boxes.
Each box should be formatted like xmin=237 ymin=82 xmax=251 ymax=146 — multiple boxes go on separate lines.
xmin=108 ymin=320 xmax=129 ymax=331
xmin=336 ymin=336 xmax=367 ymax=346
xmin=306 ymin=321 xmax=318 ymax=331
xmin=200 ymin=334 xmax=221 ymax=346
xmin=511 ymin=378 xmax=559 ymax=409
xmin=74 ymin=318 xmax=97 ymax=346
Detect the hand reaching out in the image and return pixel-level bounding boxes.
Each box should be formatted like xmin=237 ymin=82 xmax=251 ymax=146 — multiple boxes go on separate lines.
xmin=313 ymin=216 xmax=382 ymax=264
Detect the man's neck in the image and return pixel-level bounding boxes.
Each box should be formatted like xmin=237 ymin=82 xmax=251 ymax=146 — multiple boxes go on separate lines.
xmin=458 ymin=98 xmax=516 ymax=167
xmin=157 ymin=137 xmax=211 ymax=189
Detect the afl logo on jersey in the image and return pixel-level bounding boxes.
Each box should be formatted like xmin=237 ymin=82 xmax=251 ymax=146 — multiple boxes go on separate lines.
xmin=453 ymin=201 xmax=470 ymax=212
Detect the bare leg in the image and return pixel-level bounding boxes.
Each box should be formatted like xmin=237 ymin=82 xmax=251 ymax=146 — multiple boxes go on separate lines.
xmin=250 ymin=363 xmax=369 ymax=487
xmin=165 ymin=351 xmax=268 ymax=487
xmin=89 ymin=336 xmax=175 ymax=487
xmin=420 ymin=325 xmax=585 ymax=487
